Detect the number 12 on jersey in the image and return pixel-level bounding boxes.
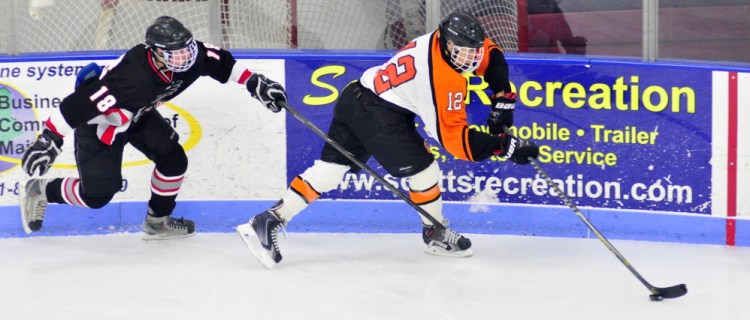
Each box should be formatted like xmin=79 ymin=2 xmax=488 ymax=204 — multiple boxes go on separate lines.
xmin=373 ymin=55 xmax=416 ymax=94
xmin=447 ymin=92 xmax=464 ymax=111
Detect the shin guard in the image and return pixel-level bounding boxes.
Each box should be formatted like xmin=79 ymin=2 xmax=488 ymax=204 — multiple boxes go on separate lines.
xmin=408 ymin=161 xmax=444 ymax=225
xmin=275 ymin=160 xmax=350 ymax=221
xmin=148 ymin=168 xmax=184 ymax=217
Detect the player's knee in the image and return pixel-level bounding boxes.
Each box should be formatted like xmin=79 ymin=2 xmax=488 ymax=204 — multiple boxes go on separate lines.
xmin=408 ymin=160 xmax=440 ymax=190
xmin=154 ymin=145 xmax=188 ymax=176
xmin=80 ymin=193 xmax=115 ymax=209
xmin=299 ymin=160 xmax=350 ymax=193
xmin=79 ymin=177 xmax=122 ymax=201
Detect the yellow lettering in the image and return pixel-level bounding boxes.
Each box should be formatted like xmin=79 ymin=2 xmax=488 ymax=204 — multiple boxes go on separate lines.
xmin=538 ymin=145 xmax=618 ymax=166
xmin=562 ymin=82 xmax=586 ymax=108
xmin=643 ymin=85 xmax=669 ymax=112
xmin=303 ymin=65 xmax=346 ymax=105
xmin=630 ymin=75 xmax=639 ymax=111
xmin=467 ymin=75 xmax=491 ymax=104
xmin=590 ymin=124 xmax=659 ymax=145
xmin=520 ymin=81 xmax=543 ymax=107
xmin=613 ymin=77 xmax=629 ymax=110
xmin=481 ymin=76 xmax=696 ymax=115
xmin=297 ymin=69 xmax=697 ymax=153
xmin=545 ymin=82 xmax=563 ymax=107
xmin=588 ymin=83 xmax=611 ymax=110
xmin=672 ymin=87 xmax=696 ymax=113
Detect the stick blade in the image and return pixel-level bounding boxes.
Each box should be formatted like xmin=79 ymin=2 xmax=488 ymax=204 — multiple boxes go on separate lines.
xmin=649 ymin=284 xmax=687 ymax=301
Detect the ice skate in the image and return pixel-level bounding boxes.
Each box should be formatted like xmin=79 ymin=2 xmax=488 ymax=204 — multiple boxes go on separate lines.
xmin=19 ymin=179 xmax=50 ymax=234
xmin=142 ymin=208 xmax=195 ymax=240
xmin=422 ymin=224 xmax=473 ymax=257
xmin=236 ymin=210 xmax=285 ymax=269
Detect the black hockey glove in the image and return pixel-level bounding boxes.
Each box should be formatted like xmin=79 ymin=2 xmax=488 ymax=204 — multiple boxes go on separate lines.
xmin=22 ymin=128 xmax=63 ymax=176
xmin=247 ymin=73 xmax=287 ymax=113
xmin=495 ymin=132 xmax=539 ymax=165
xmin=487 ymin=92 xmax=517 ymax=135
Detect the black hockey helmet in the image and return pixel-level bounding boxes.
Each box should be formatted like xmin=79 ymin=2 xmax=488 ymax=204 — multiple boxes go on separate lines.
xmin=146 ymin=16 xmax=192 ymax=50
xmin=438 ymin=12 xmax=486 ymax=73
xmin=438 ymin=12 xmax=485 ymax=50
xmin=145 ymin=16 xmax=198 ymax=72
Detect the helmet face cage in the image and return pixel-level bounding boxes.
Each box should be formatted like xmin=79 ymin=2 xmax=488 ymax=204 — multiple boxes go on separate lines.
xmin=439 ymin=12 xmax=486 ymax=74
xmin=159 ymin=38 xmax=198 ymax=72
xmin=449 ymin=43 xmax=484 ymax=74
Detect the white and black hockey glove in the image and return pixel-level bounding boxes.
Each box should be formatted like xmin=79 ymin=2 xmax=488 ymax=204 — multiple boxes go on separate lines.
xmin=494 ymin=132 xmax=539 ymax=165
xmin=487 ymin=92 xmax=517 ymax=135
xmin=247 ymin=73 xmax=287 ymax=113
xmin=22 ymin=128 xmax=63 ymax=176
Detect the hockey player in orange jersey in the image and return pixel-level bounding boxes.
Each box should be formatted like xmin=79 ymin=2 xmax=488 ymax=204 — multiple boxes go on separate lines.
xmin=239 ymin=12 xmax=540 ymax=268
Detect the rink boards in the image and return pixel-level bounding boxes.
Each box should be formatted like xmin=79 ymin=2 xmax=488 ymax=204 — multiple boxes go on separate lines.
xmin=0 ymin=51 xmax=748 ymax=245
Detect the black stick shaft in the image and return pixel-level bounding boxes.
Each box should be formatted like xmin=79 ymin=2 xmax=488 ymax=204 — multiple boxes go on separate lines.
xmin=499 ymin=125 xmax=667 ymax=293
xmin=280 ymin=101 xmax=445 ymax=229
xmin=526 ymin=156 xmax=663 ymax=294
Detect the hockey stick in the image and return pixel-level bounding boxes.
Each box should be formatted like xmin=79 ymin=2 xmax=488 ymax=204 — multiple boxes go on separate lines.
xmin=279 ymin=101 xmax=446 ymax=229
xmin=510 ymin=128 xmax=687 ymax=301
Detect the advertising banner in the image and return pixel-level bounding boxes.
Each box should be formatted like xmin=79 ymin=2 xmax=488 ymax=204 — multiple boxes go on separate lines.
xmin=1 ymin=52 xmax=746 ymax=244
xmin=285 ymin=58 xmax=711 ymax=214
xmin=0 ymin=58 xmax=287 ymax=207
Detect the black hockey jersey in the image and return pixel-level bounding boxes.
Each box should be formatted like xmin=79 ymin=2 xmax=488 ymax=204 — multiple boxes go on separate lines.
xmin=45 ymin=41 xmax=253 ymax=144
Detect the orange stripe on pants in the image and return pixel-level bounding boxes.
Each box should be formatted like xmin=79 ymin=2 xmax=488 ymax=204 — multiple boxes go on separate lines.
xmin=290 ymin=176 xmax=321 ymax=204
xmin=409 ymin=184 xmax=441 ymax=205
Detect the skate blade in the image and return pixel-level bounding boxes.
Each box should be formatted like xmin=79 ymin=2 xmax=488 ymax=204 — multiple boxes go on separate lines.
xmin=18 ymin=181 xmax=32 ymax=235
xmin=141 ymin=232 xmax=196 ymax=241
xmin=236 ymin=224 xmax=277 ymax=269
xmin=424 ymin=244 xmax=474 ymax=258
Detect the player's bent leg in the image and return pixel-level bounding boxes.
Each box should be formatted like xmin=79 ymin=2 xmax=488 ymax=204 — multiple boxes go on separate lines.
xmin=408 ymin=161 xmax=472 ymax=257
xmin=142 ymin=168 xmax=193 ymax=240
xmin=142 ymin=146 xmax=193 ymax=240
xmin=279 ymin=160 xmax=350 ymax=221
xmin=238 ymin=160 xmax=350 ymax=268
xmin=21 ymin=177 xmax=116 ymax=234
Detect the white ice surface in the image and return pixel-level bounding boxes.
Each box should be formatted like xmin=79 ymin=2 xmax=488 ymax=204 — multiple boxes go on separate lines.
xmin=1 ymin=232 xmax=748 ymax=320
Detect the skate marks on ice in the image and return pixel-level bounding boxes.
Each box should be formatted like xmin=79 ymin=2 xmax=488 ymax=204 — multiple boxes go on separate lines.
xmin=0 ymin=232 xmax=748 ymax=320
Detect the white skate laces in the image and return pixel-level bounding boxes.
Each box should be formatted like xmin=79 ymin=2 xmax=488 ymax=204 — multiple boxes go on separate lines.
xmin=142 ymin=211 xmax=196 ymax=240
xmin=236 ymin=210 xmax=286 ymax=269
xmin=422 ymin=223 xmax=473 ymax=258
xmin=20 ymin=179 xmax=50 ymax=234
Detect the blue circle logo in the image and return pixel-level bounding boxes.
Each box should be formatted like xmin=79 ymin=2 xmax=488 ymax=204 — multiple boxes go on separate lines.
xmin=0 ymin=83 xmax=39 ymax=173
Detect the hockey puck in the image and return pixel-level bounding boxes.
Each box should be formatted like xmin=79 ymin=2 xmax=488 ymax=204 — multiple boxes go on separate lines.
xmin=649 ymin=294 xmax=663 ymax=302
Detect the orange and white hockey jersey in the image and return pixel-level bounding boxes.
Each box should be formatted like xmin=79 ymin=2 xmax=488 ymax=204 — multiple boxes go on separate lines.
xmin=360 ymin=30 xmax=506 ymax=162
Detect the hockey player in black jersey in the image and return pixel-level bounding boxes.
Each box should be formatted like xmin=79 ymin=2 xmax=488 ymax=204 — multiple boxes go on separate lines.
xmin=19 ymin=16 xmax=287 ymax=239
